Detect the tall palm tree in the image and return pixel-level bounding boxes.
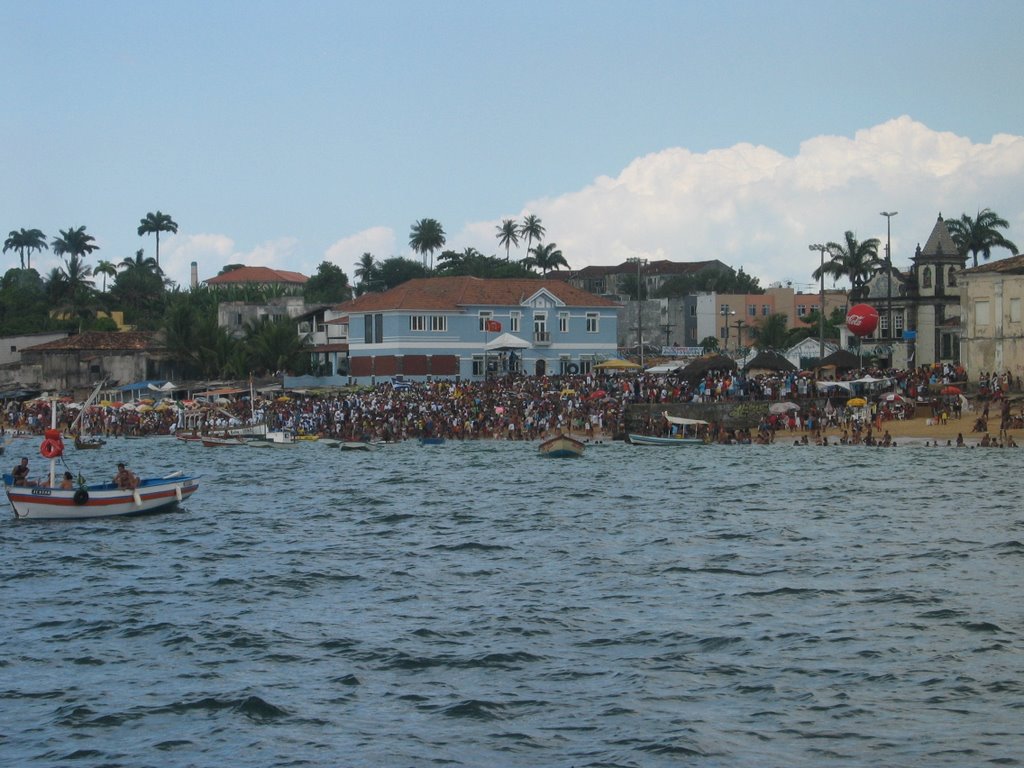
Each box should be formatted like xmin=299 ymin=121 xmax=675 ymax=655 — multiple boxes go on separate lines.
xmin=518 ymin=214 xmax=545 ymax=260
xmin=354 ymin=252 xmax=378 ymax=294
xmin=3 ymin=228 xmax=47 ymax=269
xmin=529 ymin=242 xmax=568 ymax=277
xmin=51 ymin=226 xmax=99 ymax=267
xmin=812 ymin=231 xmax=881 ymax=301
xmin=496 ymin=219 xmax=520 ymax=261
xmin=945 ymin=208 xmax=1018 ymax=268
xmin=409 ymin=218 xmax=446 ymax=270
xmin=138 ymin=210 xmax=178 ymax=268
xmin=94 ymin=259 xmax=118 ymax=292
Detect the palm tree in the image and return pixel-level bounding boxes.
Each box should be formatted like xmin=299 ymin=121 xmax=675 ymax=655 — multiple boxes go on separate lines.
xmin=120 ymin=248 xmax=159 ymax=275
xmin=945 ymin=208 xmax=1018 ymax=268
xmin=94 ymin=259 xmax=118 ymax=292
xmin=3 ymin=228 xmax=47 ymax=269
xmin=138 ymin=210 xmax=178 ymax=268
xmin=409 ymin=218 xmax=446 ymax=270
xmin=51 ymin=226 xmax=99 ymax=266
xmin=748 ymin=313 xmax=789 ymax=350
xmin=518 ymin=214 xmax=545 ymax=259
xmin=813 ymin=231 xmax=881 ymax=301
xmin=495 ymin=219 xmax=520 ymax=261
xmin=354 ymin=252 xmax=379 ymax=294
xmin=529 ymin=242 xmax=568 ymax=276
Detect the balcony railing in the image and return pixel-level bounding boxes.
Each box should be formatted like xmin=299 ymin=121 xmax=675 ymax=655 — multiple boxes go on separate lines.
xmin=533 ymin=331 xmax=551 ymax=346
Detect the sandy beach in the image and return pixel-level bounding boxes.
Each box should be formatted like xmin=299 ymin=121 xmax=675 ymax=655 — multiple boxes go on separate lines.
xmin=813 ymin=411 xmax=1016 ymax=446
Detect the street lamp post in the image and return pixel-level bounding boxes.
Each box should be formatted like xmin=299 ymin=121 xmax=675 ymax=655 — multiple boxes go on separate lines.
xmin=880 ymin=211 xmax=897 ymax=347
xmin=809 ymin=244 xmax=830 ymax=359
xmin=720 ymin=307 xmax=736 ymax=353
xmin=629 ymin=258 xmax=648 ymax=368
xmin=732 ymin=318 xmax=746 ymax=356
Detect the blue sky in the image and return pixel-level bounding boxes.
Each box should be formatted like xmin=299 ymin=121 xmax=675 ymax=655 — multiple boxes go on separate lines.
xmin=4 ymin=0 xmax=1023 ymax=292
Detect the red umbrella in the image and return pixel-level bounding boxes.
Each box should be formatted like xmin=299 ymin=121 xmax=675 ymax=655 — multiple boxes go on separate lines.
xmin=941 ymin=385 xmax=962 ymax=396
xmin=588 ymin=389 xmax=607 ymax=400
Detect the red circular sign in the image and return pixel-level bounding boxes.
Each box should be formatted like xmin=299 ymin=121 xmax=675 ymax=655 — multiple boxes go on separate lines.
xmin=846 ymin=304 xmax=879 ymax=337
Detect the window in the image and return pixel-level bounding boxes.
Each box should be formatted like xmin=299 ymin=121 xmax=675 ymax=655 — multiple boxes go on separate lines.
xmin=364 ymin=315 xmax=373 ymax=344
xmin=558 ymin=312 xmax=569 ymax=333
xmin=509 ymin=311 xmax=521 ymax=333
xmin=586 ymin=312 xmax=599 ymax=333
xmin=580 ymin=357 xmax=593 ymax=375
xmin=762 ymin=304 xmax=770 ymax=316
xmin=534 ymin=312 xmax=548 ymax=342
xmin=796 ymin=304 xmax=806 ymax=317
xmin=689 ymin=305 xmax=697 ymax=317
xmin=720 ymin=303 xmax=730 ymax=314
xmin=975 ymin=300 xmax=990 ymax=328
xmin=472 ymin=355 xmax=485 ymax=376
xmin=894 ymin=312 xmax=905 ymax=332
xmin=948 ymin=267 xmax=957 ymax=287
xmin=559 ymin=356 xmax=571 ymax=374
xmin=430 ymin=316 xmax=447 ymax=332
xmin=748 ymin=304 xmax=757 ymax=317
xmin=235 ymin=313 xmax=243 ymax=326
xmin=880 ymin=314 xmax=889 ymax=336
xmin=922 ymin=266 xmax=932 ymax=289
xmin=9 ymin=345 xmax=15 ymax=353
xmin=410 ymin=315 xmax=426 ymax=331
xmin=478 ymin=311 xmax=493 ymax=331
xmin=1011 ymin=298 xmax=1021 ymax=323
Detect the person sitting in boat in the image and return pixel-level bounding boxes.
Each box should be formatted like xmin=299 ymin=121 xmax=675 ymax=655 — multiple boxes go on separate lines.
xmin=12 ymin=456 xmax=32 ymax=486
xmin=58 ymin=471 xmax=74 ymax=490
xmin=114 ymin=462 xmax=139 ymax=490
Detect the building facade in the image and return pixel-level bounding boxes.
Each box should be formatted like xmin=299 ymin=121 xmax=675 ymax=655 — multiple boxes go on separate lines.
xmin=958 ymin=253 xmax=1024 ymax=378
xmin=339 ymin=276 xmax=619 ymax=383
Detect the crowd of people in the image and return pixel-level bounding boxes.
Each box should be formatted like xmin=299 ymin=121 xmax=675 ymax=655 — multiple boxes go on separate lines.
xmin=0 ymin=361 xmax=1016 ymax=446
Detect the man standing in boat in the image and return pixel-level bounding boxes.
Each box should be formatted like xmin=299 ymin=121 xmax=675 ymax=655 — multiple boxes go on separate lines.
xmin=114 ymin=462 xmax=139 ymax=490
xmin=12 ymin=456 xmax=33 ymax=486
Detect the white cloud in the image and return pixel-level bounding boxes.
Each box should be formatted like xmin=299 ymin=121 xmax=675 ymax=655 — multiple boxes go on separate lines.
xmin=162 ymin=234 xmax=300 ymax=287
xmin=324 ymin=226 xmax=397 ymax=281
xmin=448 ymin=116 xmax=1024 ymax=290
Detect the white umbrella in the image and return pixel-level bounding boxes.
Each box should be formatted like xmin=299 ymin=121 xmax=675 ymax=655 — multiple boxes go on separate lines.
xmin=769 ymin=401 xmax=800 ymax=414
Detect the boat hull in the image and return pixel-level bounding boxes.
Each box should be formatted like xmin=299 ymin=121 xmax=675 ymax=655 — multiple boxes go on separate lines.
xmin=539 ymin=434 xmax=586 ymax=458
xmin=627 ymin=433 xmax=705 ymax=446
xmin=5 ymin=475 xmax=200 ymax=520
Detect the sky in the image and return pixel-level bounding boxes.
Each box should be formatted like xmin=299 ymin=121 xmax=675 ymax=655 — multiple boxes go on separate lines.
xmin=3 ymin=0 xmax=1024 ymax=296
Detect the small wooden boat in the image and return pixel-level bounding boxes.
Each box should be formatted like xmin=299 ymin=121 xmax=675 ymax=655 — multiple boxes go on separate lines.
xmin=339 ymin=440 xmax=377 ymax=451
xmin=538 ymin=432 xmax=586 ymax=458
xmin=200 ymin=436 xmax=248 ymax=447
xmin=74 ymin=435 xmax=106 ymax=449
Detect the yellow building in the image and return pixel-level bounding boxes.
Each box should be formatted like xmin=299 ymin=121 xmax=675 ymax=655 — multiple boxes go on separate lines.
xmin=958 ymin=253 xmax=1024 ymax=377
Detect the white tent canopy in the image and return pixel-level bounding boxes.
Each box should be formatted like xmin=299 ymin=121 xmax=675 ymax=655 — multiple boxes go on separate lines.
xmin=484 ymin=333 xmax=531 ymax=351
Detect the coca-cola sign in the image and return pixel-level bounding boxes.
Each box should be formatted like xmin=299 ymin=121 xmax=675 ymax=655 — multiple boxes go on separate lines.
xmin=845 ymin=303 xmax=879 ymax=337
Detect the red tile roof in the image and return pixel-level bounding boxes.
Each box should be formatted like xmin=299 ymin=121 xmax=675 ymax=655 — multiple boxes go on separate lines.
xmin=338 ymin=276 xmax=619 ymax=313
xmin=21 ymin=331 xmax=159 ymax=352
xmin=205 ymin=266 xmax=309 ymax=285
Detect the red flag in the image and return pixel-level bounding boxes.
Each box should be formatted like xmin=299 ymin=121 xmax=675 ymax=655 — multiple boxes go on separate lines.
xmin=485 ymin=319 xmax=502 ymax=332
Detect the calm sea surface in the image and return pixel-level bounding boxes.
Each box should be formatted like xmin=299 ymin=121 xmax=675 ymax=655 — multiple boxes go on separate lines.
xmin=1 ymin=437 xmax=1022 ymax=767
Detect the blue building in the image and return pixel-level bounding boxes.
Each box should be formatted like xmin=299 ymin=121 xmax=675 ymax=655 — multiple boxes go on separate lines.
xmin=339 ymin=276 xmax=620 ymax=383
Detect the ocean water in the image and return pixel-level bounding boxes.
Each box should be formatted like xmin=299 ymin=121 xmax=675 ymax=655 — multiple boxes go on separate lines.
xmin=1 ymin=437 xmax=1022 ymax=767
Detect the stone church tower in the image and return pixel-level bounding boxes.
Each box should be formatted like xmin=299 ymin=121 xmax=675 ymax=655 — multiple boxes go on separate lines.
xmin=910 ymin=214 xmax=964 ymax=365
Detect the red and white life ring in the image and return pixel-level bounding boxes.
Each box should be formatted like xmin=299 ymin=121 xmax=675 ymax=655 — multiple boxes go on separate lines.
xmin=40 ymin=438 xmax=64 ymax=459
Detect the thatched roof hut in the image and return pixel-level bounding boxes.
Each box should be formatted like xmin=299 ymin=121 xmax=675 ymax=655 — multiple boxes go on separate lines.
xmin=814 ymin=349 xmax=861 ymax=378
xmin=678 ymin=354 xmax=738 ymax=383
xmin=744 ymin=350 xmax=797 ymax=376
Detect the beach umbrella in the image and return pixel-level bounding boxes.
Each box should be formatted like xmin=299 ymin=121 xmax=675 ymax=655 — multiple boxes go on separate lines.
xmin=594 ymin=359 xmax=642 ymax=370
xmin=769 ymin=401 xmax=800 ymax=414
xmin=588 ymin=389 xmax=607 ymax=400
xmin=880 ymin=392 xmax=906 ymax=402
xmin=941 ymin=385 xmax=962 ymax=396
xmin=846 ymin=397 xmax=867 ymax=407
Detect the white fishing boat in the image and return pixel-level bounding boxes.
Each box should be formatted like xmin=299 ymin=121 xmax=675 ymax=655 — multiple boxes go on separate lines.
xmin=628 ymin=412 xmax=710 ymax=446
xmin=4 ymin=398 xmax=198 ymax=520
xmin=247 ymin=430 xmax=297 ymax=447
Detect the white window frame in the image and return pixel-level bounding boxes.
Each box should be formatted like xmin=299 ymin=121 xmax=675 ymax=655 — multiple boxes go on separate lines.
xmin=586 ymin=312 xmax=599 ymax=333
xmin=558 ymin=311 xmax=569 ymax=333
xmin=478 ymin=311 xmax=493 ymax=332
xmin=410 ymin=315 xmax=426 ymax=332
xmin=509 ymin=311 xmax=521 ymax=333
xmin=975 ymin=300 xmax=990 ymax=327
xmin=430 ymin=315 xmax=447 ymax=332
